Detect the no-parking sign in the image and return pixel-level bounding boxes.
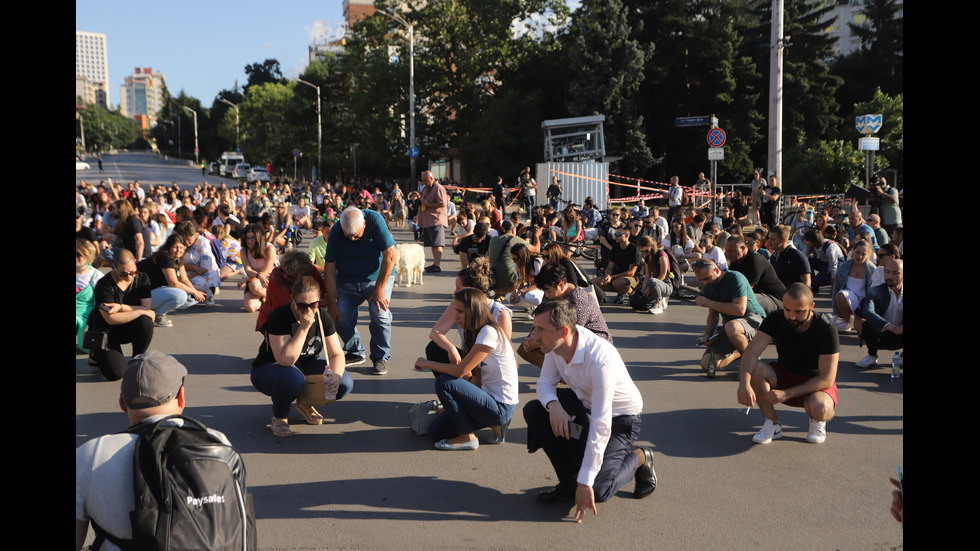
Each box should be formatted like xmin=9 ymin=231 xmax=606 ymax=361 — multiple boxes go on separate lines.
xmin=707 ymin=127 xmax=726 ymax=148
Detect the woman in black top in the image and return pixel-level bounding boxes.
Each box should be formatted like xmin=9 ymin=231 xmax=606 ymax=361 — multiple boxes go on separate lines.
xmin=251 ymin=276 xmax=353 ymax=437
xmin=142 ymin=234 xmax=206 ymax=327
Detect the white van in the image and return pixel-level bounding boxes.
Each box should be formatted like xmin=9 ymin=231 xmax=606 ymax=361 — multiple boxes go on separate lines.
xmin=219 ymin=152 xmax=245 ymax=177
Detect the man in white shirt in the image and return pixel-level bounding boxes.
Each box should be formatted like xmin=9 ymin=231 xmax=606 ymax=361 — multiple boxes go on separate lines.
xmin=856 ymin=259 xmax=903 ymax=369
xmin=523 ymin=300 xmax=657 ymax=522
xmin=667 ymin=176 xmax=683 ymax=221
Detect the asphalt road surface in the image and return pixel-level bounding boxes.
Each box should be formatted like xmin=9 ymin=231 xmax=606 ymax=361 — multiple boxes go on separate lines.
xmin=76 ymin=152 xmax=903 ymax=550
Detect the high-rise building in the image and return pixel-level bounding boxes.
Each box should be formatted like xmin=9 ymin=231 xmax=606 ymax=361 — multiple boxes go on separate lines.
xmin=76 ymin=31 xmax=110 ymax=109
xmin=119 ymin=67 xmax=166 ymax=126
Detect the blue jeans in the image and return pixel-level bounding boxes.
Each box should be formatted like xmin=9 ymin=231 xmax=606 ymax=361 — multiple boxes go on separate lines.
xmin=335 ymin=278 xmax=393 ymax=362
xmin=150 ymin=286 xmax=199 ymax=316
xmin=250 ymin=359 xmax=354 ymax=419
xmin=428 ymin=374 xmax=516 ymax=440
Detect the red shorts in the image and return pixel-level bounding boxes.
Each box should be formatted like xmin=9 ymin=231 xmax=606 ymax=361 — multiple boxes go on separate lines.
xmin=769 ymin=362 xmax=838 ymax=408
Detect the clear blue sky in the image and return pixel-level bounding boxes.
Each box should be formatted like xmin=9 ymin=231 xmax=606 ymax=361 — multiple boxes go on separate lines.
xmin=76 ymin=0 xmax=346 ymax=107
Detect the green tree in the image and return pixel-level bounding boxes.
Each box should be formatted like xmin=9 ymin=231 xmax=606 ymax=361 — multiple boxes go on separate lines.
xmin=342 ymin=13 xmax=413 ymax=178
xmin=288 ymin=54 xmax=355 ymax=180
xmin=152 ymin=88 xmax=209 ymax=161
xmin=631 ymin=0 xmax=762 ymax=185
xmin=563 ymin=0 xmax=655 ymax=176
xmin=239 ymin=82 xmax=300 ymax=168
xmin=344 ymin=0 xmax=568 ymax=182
xmin=461 ymin=18 xmax=571 ymax=184
xmin=831 ymin=0 xmax=903 ymax=113
xmin=78 ymin=103 xmax=140 ymax=152
xmin=782 ymin=134 xmax=863 ymax=194
xmin=211 ymin=88 xmax=244 ymax=154
xmin=245 ymin=59 xmax=285 ymax=89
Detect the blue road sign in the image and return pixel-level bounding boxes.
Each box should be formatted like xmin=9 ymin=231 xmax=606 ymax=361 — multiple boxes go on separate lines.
xmin=408 ymin=146 xmax=420 ymax=159
xmin=675 ymin=116 xmax=713 ymax=127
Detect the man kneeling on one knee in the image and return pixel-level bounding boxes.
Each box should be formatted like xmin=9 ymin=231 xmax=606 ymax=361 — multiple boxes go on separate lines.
xmin=523 ymin=300 xmax=657 ymax=522
xmin=737 ymin=283 xmax=839 ymax=444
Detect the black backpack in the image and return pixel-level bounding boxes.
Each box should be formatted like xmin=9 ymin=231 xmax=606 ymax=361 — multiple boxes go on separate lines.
xmin=91 ymin=415 xmax=256 ymax=551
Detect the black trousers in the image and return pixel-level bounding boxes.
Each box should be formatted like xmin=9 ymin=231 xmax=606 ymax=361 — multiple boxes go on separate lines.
xmin=861 ymin=325 xmax=903 ymax=357
xmin=91 ymin=316 xmax=154 ymax=381
xmin=523 ymin=388 xmax=641 ymax=503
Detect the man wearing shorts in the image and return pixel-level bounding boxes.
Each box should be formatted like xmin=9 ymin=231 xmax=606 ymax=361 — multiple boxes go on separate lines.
xmin=694 ymin=258 xmax=766 ymax=374
xmin=737 ymin=283 xmax=839 ymax=444
xmin=417 ymin=170 xmax=448 ymax=273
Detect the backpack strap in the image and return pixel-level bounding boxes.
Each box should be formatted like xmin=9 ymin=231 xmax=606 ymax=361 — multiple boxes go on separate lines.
xmin=89 ymin=518 xmax=128 ymax=551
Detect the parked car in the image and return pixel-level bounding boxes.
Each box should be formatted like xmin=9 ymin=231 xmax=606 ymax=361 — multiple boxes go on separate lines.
xmin=232 ymin=163 xmax=251 ymax=180
xmin=209 ymin=161 xmax=221 ymax=174
xmin=247 ymin=167 xmax=271 ymax=183
xmin=76 ymin=157 xmax=90 ymax=171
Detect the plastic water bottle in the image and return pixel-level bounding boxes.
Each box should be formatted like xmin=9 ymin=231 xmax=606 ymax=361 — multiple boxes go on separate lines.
xmin=323 ymin=366 xmax=337 ymax=400
xmin=890 ymin=352 xmax=901 ymax=380
xmin=707 ymin=348 xmax=717 ymax=379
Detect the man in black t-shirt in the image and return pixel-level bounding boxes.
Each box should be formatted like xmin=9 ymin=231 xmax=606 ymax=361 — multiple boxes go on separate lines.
xmin=767 ymin=225 xmax=811 ymax=289
xmin=592 ymin=229 xmax=643 ymax=303
xmin=737 ymin=283 xmax=839 ymax=445
xmin=725 ymin=235 xmax=785 ymax=316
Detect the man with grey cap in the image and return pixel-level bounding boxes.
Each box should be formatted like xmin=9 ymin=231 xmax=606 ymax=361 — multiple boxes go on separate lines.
xmin=76 ymin=351 xmax=232 ymax=551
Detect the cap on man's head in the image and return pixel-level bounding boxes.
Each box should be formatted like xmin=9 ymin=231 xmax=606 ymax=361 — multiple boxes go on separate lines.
xmin=121 ymin=350 xmax=187 ymax=409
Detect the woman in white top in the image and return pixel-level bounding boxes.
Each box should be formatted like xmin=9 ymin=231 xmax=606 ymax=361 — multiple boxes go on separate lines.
xmin=425 ymin=258 xmax=512 ymax=366
xmin=695 ymin=232 xmax=727 ymax=271
xmin=414 ymin=287 xmax=519 ymax=451
xmin=832 ymin=240 xmax=875 ymax=333
xmin=174 ymin=221 xmax=220 ymax=304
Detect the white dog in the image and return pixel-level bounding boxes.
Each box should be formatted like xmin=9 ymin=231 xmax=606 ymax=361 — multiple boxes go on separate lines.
xmin=395 ymin=243 xmax=425 ymax=287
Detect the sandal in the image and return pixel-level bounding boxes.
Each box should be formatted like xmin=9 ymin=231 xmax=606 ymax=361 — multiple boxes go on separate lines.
xmin=296 ymin=404 xmax=323 ymax=425
xmin=271 ymin=417 xmax=293 ymax=437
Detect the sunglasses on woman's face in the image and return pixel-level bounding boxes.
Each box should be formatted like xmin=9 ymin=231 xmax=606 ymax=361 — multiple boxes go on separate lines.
xmin=295 ymin=300 xmax=320 ymax=311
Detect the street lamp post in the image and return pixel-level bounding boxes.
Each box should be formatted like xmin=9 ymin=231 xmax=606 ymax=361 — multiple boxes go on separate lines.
xmin=296 ymin=78 xmax=322 ymax=182
xmin=218 ymin=98 xmax=239 ymax=150
xmin=182 ymin=106 xmax=199 ymax=165
xmin=379 ymin=9 xmax=416 ymax=185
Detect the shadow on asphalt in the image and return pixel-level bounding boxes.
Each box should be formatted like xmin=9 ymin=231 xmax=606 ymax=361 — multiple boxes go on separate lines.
xmin=250 ymin=475 xmax=577 ymax=523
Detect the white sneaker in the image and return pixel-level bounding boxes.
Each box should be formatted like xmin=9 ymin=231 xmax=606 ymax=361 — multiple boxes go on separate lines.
xmin=807 ymin=419 xmax=827 ymax=444
xmin=752 ymin=419 xmax=782 ymax=444
xmin=855 ymin=354 xmax=877 ymax=368
xmin=648 ymin=304 xmax=664 ymax=315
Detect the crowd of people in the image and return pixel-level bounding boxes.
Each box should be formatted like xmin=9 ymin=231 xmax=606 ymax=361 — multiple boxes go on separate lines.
xmin=77 ymin=168 xmax=902 ymax=543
